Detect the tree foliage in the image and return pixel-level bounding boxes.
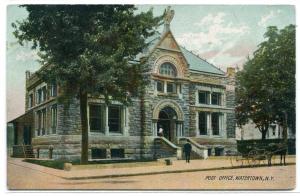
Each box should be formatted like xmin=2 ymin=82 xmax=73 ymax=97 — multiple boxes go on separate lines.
xmin=236 ymin=25 xmax=295 ymax=140
xmin=13 ymin=5 xmax=162 ymax=102
xmin=13 ymin=5 xmax=163 ymax=163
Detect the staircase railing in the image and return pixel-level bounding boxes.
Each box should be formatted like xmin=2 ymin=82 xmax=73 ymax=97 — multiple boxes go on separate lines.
xmin=178 ymin=137 xmax=208 ymax=159
xmin=154 ymin=137 xmax=182 ymax=159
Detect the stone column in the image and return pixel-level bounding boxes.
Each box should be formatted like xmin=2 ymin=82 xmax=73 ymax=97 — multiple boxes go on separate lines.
xmin=177 ymin=122 xmax=183 ymax=137
xmin=105 ymin=105 xmax=109 ymax=136
xmin=195 ymin=91 xmax=198 ymax=105
xmin=223 ymin=113 xmax=227 ymax=138
xmin=207 ymin=113 xmax=212 ymax=137
xmin=123 ymin=106 xmax=129 ymax=136
xmin=152 ymin=120 xmax=158 ymax=136
xmin=195 ymin=112 xmax=199 ymax=136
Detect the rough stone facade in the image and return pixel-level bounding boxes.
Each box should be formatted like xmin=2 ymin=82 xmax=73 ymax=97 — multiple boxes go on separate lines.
xmin=15 ymin=23 xmax=236 ymax=161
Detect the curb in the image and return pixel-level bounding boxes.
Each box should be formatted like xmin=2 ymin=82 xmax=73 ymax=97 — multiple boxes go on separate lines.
xmin=63 ymin=163 xmax=296 ymax=180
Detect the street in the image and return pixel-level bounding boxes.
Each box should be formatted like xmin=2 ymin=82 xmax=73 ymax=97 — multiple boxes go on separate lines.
xmin=7 ymin=160 xmax=295 ymax=190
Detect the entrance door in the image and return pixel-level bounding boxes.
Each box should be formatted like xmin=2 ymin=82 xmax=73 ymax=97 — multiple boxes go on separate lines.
xmin=23 ymin=125 xmax=31 ymax=145
xmin=157 ymin=107 xmax=177 ymax=142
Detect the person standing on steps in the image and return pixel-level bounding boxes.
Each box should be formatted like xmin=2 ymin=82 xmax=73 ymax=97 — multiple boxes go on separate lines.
xmin=158 ymin=125 xmax=164 ymax=137
xmin=183 ymin=141 xmax=192 ymax=163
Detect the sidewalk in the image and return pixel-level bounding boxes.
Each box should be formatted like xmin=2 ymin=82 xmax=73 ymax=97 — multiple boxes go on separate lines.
xmin=7 ymin=156 xmax=296 ymax=181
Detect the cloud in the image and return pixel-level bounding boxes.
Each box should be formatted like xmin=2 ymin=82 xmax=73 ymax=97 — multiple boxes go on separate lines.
xmin=176 ymin=12 xmax=250 ymax=70
xmin=199 ymin=50 xmax=219 ymax=60
xmin=224 ymin=41 xmax=257 ymax=58
xmin=258 ymin=10 xmax=282 ymax=27
xmin=196 ymin=12 xmax=226 ymax=26
xmin=177 ymin=12 xmax=249 ymax=50
xmin=15 ymin=50 xmax=39 ymax=62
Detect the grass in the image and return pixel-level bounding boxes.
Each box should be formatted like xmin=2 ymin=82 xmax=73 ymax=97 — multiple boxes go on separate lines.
xmin=23 ymin=158 xmax=157 ymax=170
xmin=24 ymin=159 xmax=67 ymax=170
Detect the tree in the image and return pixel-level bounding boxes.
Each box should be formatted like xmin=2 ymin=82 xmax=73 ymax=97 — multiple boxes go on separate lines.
xmin=13 ymin=5 xmax=162 ymax=163
xmin=236 ymin=25 xmax=295 ymax=140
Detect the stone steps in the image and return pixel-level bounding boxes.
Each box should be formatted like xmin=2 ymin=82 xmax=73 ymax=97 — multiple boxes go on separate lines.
xmin=12 ymin=145 xmax=35 ymax=158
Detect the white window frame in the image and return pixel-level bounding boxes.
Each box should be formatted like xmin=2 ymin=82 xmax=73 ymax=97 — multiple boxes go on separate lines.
xmin=88 ymin=102 xmax=127 ymax=136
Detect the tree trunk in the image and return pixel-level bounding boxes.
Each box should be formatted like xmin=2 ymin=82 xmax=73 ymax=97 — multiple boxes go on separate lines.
xmin=80 ymin=90 xmax=89 ymax=164
xmin=261 ymin=125 xmax=268 ymax=140
xmin=261 ymin=131 xmax=266 ymax=140
xmin=283 ymin=112 xmax=288 ymax=142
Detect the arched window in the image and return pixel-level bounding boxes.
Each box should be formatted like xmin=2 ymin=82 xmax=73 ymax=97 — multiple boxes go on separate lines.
xmin=159 ymin=63 xmax=177 ymax=77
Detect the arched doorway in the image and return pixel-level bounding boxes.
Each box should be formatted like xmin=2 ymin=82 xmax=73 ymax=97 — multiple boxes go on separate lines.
xmin=157 ymin=107 xmax=177 ymax=142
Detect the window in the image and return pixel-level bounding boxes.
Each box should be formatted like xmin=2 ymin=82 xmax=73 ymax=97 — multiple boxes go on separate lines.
xmin=42 ymin=109 xmax=46 ymax=135
xmin=51 ymin=105 xmax=57 ymax=134
xmin=91 ymin=148 xmax=106 ymax=159
xmin=212 ymin=113 xmax=220 ymax=135
xmin=41 ymin=86 xmax=47 ymax=102
xmin=37 ymin=111 xmax=42 ymax=136
xmin=159 ymin=63 xmax=177 ymax=77
xmin=207 ymin=148 xmax=212 ymax=156
xmin=157 ymin=81 xmax=164 ymax=92
xmin=36 ymin=86 xmax=47 ymax=104
xmin=215 ymin=147 xmax=224 ymax=156
xmin=28 ymin=94 xmax=33 ymax=108
xmin=109 ymin=106 xmax=121 ymax=133
xmin=36 ymin=89 xmax=42 ymax=104
xmin=198 ymin=112 xmax=207 ymax=135
xmin=36 ymin=109 xmax=47 ymax=136
xmin=50 ymin=83 xmax=57 ymax=97
xmin=211 ymin=92 xmax=221 ymax=105
xmin=111 ymin=149 xmax=125 ymax=158
xmin=199 ymin=91 xmax=210 ymax=104
xmin=89 ymin=104 xmax=103 ymax=133
xmin=167 ymin=82 xmax=176 ymax=93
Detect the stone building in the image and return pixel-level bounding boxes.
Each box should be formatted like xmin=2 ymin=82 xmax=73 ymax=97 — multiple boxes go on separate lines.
xmin=8 ymin=8 xmax=236 ymax=161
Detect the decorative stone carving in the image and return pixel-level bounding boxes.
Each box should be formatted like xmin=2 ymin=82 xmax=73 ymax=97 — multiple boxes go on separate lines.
xmin=164 ymin=6 xmax=175 ymax=25
xmin=152 ymin=99 xmax=184 ymax=121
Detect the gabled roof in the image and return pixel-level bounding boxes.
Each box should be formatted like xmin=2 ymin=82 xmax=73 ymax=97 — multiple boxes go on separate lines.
xmin=179 ymin=46 xmax=225 ymax=75
xmin=143 ymin=31 xmax=225 ymax=76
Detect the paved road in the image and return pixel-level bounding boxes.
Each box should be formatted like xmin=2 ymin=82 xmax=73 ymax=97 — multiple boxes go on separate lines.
xmin=7 ymin=161 xmax=295 ymax=190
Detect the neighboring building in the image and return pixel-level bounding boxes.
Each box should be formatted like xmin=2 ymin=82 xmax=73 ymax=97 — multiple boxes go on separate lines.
xmin=236 ymin=122 xmax=295 ymax=140
xmin=8 ymin=8 xmax=236 ymax=161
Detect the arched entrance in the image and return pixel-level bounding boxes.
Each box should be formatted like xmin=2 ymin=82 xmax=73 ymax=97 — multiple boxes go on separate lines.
xmin=152 ymin=100 xmax=184 ymax=142
xmin=157 ymin=107 xmax=177 ymax=141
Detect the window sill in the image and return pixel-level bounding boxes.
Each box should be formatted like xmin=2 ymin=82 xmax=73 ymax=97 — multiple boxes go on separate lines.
xmin=108 ymin=132 xmax=124 ymax=136
xmin=88 ymin=132 xmax=125 ymax=136
xmin=89 ymin=132 xmax=106 ymax=135
xmin=157 ymin=92 xmax=179 ymax=97
xmin=35 ymin=133 xmax=58 ymax=137
xmin=196 ymin=135 xmax=224 ymax=139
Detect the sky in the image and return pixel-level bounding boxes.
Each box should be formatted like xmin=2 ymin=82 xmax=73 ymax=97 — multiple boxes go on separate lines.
xmin=6 ymin=4 xmax=295 ymax=121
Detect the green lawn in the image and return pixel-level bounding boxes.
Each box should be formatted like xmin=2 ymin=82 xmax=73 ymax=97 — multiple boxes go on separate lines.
xmin=23 ymin=159 xmax=69 ymax=170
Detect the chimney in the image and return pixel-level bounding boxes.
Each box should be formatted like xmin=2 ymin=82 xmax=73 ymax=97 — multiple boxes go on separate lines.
xmin=25 ymin=70 xmax=31 ymax=80
xmin=227 ymin=67 xmax=235 ymax=77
